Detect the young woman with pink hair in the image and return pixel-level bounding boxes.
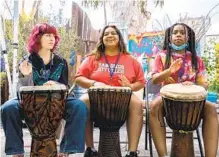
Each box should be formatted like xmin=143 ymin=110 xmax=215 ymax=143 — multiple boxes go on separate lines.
xmin=1 ymin=23 xmax=88 ymax=157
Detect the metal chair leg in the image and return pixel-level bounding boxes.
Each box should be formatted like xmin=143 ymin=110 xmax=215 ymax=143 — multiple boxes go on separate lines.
xmin=196 ymin=128 xmax=204 ymax=157
xmin=145 ymin=102 xmax=153 ymax=156
xmin=145 ymin=108 xmax=148 ymax=150
xmin=149 ymin=129 xmax=153 ymax=157
xmin=148 ymin=108 xmax=153 ymax=157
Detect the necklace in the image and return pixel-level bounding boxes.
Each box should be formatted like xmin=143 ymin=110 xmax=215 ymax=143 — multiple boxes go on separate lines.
xmin=103 ymin=52 xmax=120 ymax=84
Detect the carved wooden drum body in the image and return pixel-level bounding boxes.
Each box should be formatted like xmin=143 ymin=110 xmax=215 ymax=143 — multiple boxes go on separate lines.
xmin=19 ymin=85 xmax=67 ymax=157
xmin=88 ymin=86 xmax=132 ymax=157
xmin=160 ymin=83 xmax=207 ymax=157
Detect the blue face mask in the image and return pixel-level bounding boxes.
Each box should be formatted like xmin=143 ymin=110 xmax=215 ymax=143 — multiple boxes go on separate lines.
xmin=169 ymin=43 xmax=188 ymax=51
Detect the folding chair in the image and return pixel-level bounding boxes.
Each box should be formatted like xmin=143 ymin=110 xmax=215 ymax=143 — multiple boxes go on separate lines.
xmin=144 ymin=77 xmax=204 ymax=157
xmin=144 ymin=77 xmax=161 ymax=157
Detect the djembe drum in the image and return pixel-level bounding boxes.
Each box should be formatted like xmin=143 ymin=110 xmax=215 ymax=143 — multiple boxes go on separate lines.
xmin=88 ymin=86 xmax=132 ymax=157
xmin=160 ymin=83 xmax=207 ymax=157
xmin=18 ymin=85 xmax=67 ymax=157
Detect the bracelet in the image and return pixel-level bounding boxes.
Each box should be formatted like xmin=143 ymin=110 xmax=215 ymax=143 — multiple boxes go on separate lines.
xmin=92 ymin=81 xmax=97 ymax=86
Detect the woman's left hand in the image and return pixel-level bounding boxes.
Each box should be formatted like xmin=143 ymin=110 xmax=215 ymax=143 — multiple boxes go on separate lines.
xmin=118 ymin=75 xmax=132 ymax=89
xmin=164 ymin=77 xmax=175 ymax=84
xmin=181 ymin=81 xmax=194 ymax=86
xmin=43 ymin=80 xmax=58 ymax=86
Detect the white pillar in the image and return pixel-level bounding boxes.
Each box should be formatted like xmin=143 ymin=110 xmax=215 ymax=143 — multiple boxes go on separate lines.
xmin=12 ymin=0 xmax=19 ymax=97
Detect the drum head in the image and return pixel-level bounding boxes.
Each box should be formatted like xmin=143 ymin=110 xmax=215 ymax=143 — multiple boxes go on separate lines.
xmin=19 ymin=84 xmax=67 ymax=93
xmin=160 ymin=83 xmax=207 ymax=101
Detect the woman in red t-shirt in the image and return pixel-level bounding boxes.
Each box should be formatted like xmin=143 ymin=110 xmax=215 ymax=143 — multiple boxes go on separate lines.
xmin=75 ymin=25 xmax=145 ymax=157
xmin=150 ymin=23 xmax=218 ymax=157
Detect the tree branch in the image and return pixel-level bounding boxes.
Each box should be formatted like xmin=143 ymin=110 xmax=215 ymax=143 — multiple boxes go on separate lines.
xmin=4 ymin=0 xmax=13 ymax=18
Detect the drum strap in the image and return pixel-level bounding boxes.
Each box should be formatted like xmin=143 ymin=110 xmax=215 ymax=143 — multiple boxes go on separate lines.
xmin=103 ymin=53 xmax=121 ymax=83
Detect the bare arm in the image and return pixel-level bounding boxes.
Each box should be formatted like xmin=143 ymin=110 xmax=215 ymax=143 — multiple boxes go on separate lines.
xmin=130 ymin=81 xmax=145 ymax=91
xmin=152 ymin=69 xmax=172 ymax=85
xmin=75 ymin=76 xmax=106 ymax=89
xmin=197 ymin=82 xmax=208 ymax=90
xmin=118 ymin=74 xmax=144 ymax=91
xmin=17 ymin=59 xmax=34 ymax=88
xmin=75 ymin=76 xmax=96 ymax=89
xmin=152 ymin=58 xmax=183 ymax=85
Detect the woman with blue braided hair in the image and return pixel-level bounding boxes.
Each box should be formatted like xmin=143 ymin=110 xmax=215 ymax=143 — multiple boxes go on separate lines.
xmin=149 ymin=23 xmax=218 ymax=157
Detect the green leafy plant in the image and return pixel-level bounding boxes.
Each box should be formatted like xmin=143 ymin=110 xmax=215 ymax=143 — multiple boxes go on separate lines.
xmin=0 ymin=72 xmax=7 ymax=86
xmin=202 ymin=37 xmax=218 ymax=93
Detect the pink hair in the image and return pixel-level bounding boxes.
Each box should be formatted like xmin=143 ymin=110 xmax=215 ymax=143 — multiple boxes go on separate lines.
xmin=27 ymin=23 xmax=60 ymax=53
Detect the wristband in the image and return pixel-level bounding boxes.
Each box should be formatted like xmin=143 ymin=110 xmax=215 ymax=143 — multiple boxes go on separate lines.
xmin=92 ymin=81 xmax=97 ymax=86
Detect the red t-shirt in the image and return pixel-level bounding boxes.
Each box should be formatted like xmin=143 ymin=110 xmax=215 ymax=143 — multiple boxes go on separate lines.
xmin=75 ymin=53 xmax=145 ymax=86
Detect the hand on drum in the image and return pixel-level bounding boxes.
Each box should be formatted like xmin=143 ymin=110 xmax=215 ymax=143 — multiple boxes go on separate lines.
xmin=164 ymin=77 xmax=176 ymax=84
xmin=19 ymin=60 xmax=32 ymax=76
xmin=43 ymin=80 xmax=58 ymax=86
xmin=181 ymin=81 xmax=194 ymax=86
xmin=169 ymin=58 xmax=183 ymax=74
xmin=93 ymin=81 xmax=107 ymax=87
xmin=118 ymin=74 xmax=132 ymax=89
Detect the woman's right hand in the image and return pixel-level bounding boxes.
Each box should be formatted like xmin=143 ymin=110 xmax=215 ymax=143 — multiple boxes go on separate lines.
xmin=19 ymin=60 xmax=32 ymax=76
xmin=93 ymin=81 xmax=107 ymax=87
xmin=169 ymin=58 xmax=183 ymax=74
xmin=43 ymin=80 xmax=58 ymax=86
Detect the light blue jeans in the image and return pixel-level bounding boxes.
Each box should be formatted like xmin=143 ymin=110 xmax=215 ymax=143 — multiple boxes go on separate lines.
xmin=0 ymin=96 xmax=88 ymax=155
